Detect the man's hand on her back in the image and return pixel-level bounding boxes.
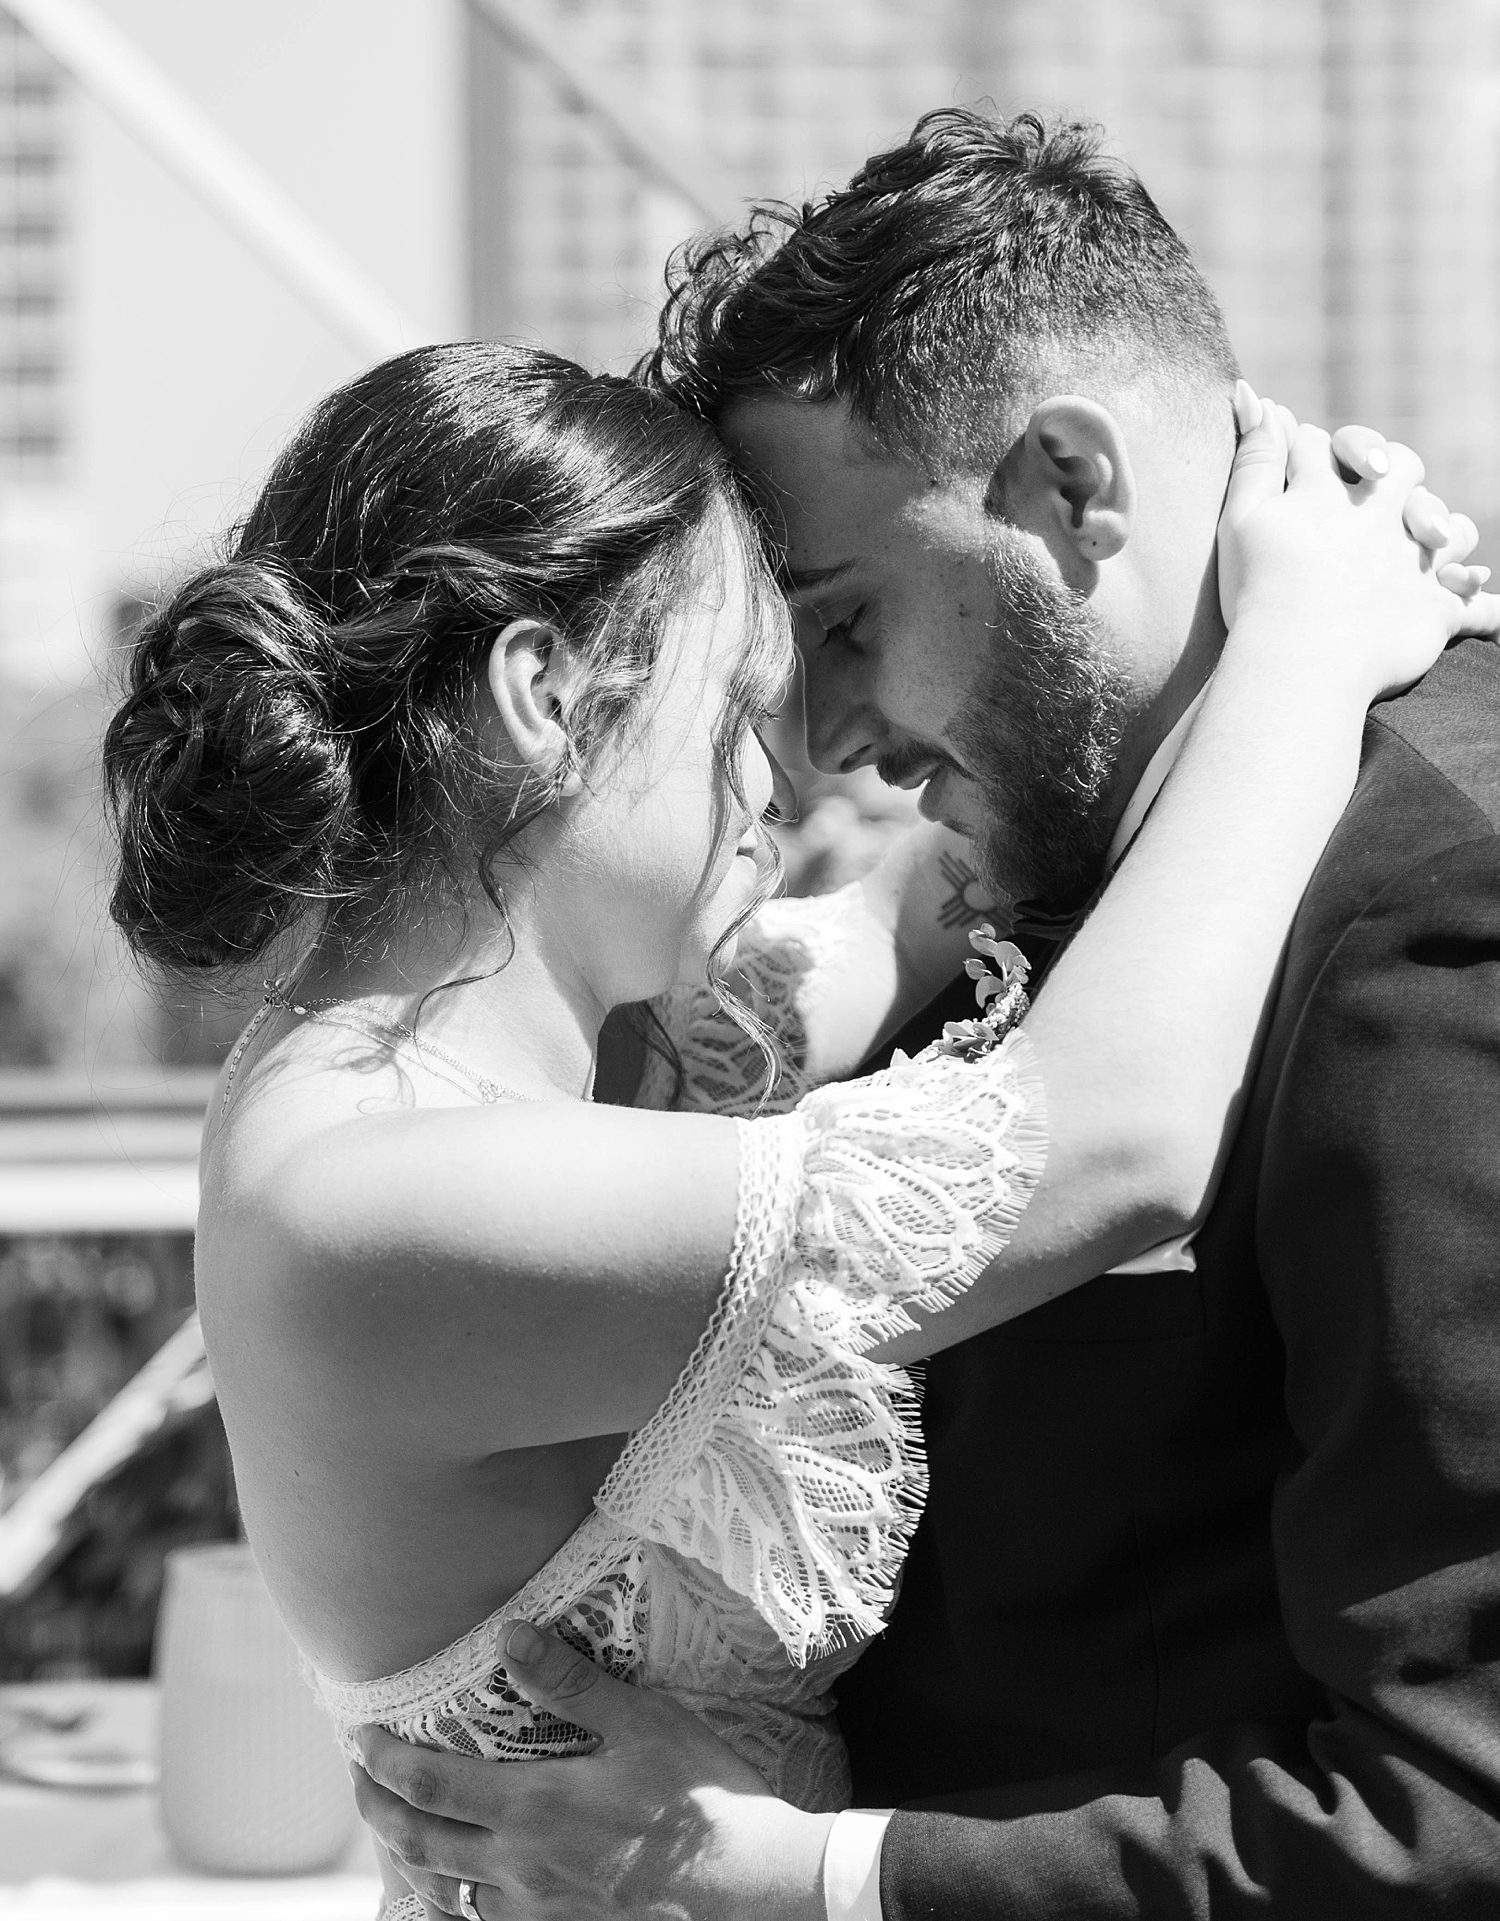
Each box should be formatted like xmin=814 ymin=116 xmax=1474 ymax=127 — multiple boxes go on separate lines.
xmin=351 ymin=1620 xmax=836 ymax=1921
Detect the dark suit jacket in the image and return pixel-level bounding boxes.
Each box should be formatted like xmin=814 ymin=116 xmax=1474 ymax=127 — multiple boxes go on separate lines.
xmin=836 ymin=637 xmax=1500 ymax=1917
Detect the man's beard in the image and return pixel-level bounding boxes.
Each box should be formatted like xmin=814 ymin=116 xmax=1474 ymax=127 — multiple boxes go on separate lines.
xmin=949 ymin=531 xmax=1135 ymax=922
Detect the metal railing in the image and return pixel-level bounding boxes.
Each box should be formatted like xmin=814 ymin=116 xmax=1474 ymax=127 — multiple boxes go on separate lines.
xmin=0 ymin=1069 xmax=212 ymax=1236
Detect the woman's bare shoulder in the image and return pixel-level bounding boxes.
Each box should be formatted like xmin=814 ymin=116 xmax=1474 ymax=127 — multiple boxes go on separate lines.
xmin=197 ymin=1076 xmax=746 ymax=1451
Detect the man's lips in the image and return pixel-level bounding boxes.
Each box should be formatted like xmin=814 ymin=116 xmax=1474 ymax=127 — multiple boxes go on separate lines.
xmin=871 ymin=745 xmax=979 ymax=835
xmin=918 ymin=784 xmax=970 ymax=833
xmin=913 ymin=764 xmax=980 ymax=838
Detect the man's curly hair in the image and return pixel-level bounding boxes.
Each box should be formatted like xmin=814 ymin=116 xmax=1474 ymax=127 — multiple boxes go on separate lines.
xmin=637 ymin=107 xmax=1238 ymax=472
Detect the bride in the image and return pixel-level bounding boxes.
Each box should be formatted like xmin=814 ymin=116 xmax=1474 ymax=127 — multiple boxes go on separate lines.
xmin=103 ymin=341 xmax=1485 ymax=1921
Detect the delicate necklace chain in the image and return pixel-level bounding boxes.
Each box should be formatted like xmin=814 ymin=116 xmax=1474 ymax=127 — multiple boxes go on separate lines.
xmin=220 ymin=983 xmax=534 ymax=1114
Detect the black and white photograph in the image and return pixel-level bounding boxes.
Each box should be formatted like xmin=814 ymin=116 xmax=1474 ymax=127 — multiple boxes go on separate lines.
xmin=0 ymin=3 xmax=1497 ymax=1916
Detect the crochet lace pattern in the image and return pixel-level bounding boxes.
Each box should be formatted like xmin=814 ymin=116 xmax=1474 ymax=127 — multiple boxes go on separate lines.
xmin=635 ymin=882 xmax=865 ymax=1116
xmin=307 ymin=890 xmax=1047 ymax=1921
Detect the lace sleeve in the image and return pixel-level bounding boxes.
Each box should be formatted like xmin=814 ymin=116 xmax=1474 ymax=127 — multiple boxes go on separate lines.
xmin=636 ymin=882 xmax=870 ymax=1117
xmin=597 ymin=1028 xmax=1047 ymax=1665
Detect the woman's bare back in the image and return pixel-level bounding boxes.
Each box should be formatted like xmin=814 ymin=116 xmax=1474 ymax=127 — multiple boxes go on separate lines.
xmin=198 ymin=1032 xmax=632 ymax=1683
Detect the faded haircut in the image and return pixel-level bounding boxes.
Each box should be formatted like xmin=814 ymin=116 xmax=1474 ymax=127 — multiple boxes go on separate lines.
xmin=638 ymin=107 xmax=1239 ymax=473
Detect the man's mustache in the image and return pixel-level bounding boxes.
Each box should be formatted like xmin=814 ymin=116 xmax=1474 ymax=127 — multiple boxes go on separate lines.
xmin=875 ymin=742 xmax=959 ymax=787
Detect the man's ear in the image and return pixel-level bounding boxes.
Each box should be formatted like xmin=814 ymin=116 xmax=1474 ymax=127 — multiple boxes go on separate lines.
xmin=997 ymin=396 xmax=1137 ymax=574
xmin=484 ymin=618 xmax=585 ymax=797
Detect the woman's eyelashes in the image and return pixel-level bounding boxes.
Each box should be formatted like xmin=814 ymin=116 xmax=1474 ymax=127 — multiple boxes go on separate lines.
xmin=821 ymin=606 xmax=866 ymax=650
xmin=790 ymin=596 xmax=869 ymax=661
xmin=759 ymin=671 xmax=794 ymax=723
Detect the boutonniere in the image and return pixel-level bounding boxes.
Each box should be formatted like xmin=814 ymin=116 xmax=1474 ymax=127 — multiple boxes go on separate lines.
xmin=933 ymin=924 xmax=1031 ymax=1061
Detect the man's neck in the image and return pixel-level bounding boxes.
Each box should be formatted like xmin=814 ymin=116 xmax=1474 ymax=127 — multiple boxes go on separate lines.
xmin=1106 ymin=684 xmax=1210 ymax=870
xmin=1101 ymin=542 xmax=1226 ymax=853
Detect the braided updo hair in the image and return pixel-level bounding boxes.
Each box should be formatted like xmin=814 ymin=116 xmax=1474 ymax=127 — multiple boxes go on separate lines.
xmin=104 ymin=341 xmax=791 ymax=979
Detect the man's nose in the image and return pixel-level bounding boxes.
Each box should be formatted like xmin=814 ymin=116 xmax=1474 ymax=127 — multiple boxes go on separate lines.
xmin=801 ymin=647 xmax=883 ymax=777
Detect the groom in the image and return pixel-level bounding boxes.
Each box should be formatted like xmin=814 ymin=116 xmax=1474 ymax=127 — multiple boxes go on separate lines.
xmin=354 ymin=110 xmax=1500 ymax=1917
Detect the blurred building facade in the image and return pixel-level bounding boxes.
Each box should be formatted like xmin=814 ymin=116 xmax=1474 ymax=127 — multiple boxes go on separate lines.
xmin=472 ymin=0 xmax=1500 ymax=533
xmin=0 ymin=13 xmax=73 ymax=687
xmin=0 ymin=0 xmax=463 ymax=1071
xmin=0 ymin=13 xmax=65 ymax=485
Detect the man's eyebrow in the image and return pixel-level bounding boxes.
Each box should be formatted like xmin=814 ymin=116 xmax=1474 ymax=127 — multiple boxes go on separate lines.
xmin=786 ymin=559 xmax=857 ymax=593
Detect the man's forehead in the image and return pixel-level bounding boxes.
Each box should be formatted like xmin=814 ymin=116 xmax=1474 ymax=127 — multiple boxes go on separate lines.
xmin=721 ymin=391 xmax=867 ymax=463
xmin=719 ymin=394 xmax=922 ymax=569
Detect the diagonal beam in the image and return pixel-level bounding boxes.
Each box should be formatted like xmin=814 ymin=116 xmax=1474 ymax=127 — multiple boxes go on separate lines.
xmin=4 ymin=0 xmax=423 ymax=360
xmin=468 ymin=0 xmax=732 ymax=230
xmin=0 ymin=1312 xmax=212 ymax=1599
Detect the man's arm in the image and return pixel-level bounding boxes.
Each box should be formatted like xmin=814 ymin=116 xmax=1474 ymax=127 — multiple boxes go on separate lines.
xmin=873 ymin=827 xmax=1500 ymax=1919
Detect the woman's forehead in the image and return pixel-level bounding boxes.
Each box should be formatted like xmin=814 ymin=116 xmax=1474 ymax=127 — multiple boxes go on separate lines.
xmin=650 ymin=517 xmax=788 ymax=709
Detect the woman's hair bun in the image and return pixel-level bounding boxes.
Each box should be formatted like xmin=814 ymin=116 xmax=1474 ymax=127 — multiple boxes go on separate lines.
xmin=104 ymin=341 xmax=782 ymax=988
xmin=103 ymin=558 xmax=354 ymax=973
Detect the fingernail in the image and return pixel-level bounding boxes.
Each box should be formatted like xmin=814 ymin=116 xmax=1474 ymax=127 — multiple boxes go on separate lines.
xmin=1430 ymin=513 xmax=1454 ymax=545
xmin=504 ymin=1620 xmax=545 ymax=1664
xmin=1233 ymin=379 xmax=1263 ymax=434
xmin=1474 ymin=566 xmax=1491 ymax=586
xmin=1366 ymin=447 xmax=1390 ymax=476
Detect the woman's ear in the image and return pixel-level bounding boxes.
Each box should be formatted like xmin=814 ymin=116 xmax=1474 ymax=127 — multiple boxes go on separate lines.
xmin=996 ymin=396 xmax=1137 ymax=574
xmin=484 ymin=618 xmax=584 ymax=797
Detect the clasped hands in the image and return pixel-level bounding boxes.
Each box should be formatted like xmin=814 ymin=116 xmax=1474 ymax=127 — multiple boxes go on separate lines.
xmin=1224 ymin=383 xmax=1491 ymax=617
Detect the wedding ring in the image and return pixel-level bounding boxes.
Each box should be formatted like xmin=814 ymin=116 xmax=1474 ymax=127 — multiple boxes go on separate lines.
xmin=457 ymin=1880 xmax=483 ymax=1921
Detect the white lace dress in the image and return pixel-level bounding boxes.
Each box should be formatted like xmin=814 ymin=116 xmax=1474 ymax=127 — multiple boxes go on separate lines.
xmin=309 ymin=886 xmax=1046 ymax=1921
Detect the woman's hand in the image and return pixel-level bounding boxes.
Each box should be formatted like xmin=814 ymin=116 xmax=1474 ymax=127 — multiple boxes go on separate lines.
xmin=1218 ymin=382 xmax=1500 ymax=703
xmin=1325 ymin=416 xmax=1486 ymax=596
xmin=1237 ymin=390 xmax=1489 ymax=595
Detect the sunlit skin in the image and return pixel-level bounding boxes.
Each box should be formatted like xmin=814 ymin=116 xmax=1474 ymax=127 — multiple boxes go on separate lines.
xmin=720 ymin=388 xmax=1232 ymax=867
xmin=271 ymin=516 xmax=784 ymax=1111
xmin=518 ymin=522 xmax=784 ymax=999
xmin=201 ymin=519 xmax=785 ymax=1689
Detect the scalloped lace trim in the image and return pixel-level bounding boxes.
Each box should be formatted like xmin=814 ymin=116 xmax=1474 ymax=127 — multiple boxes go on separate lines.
xmin=598 ymin=1029 xmax=1047 ymax=1664
xmin=314 ymin=1120 xmax=812 ymax=1751
xmin=313 ymin=1505 xmax=635 ymax=1736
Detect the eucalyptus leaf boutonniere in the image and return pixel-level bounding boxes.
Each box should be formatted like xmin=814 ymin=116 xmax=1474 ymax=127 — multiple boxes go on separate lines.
xmin=933 ymin=924 xmax=1031 ymax=1062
